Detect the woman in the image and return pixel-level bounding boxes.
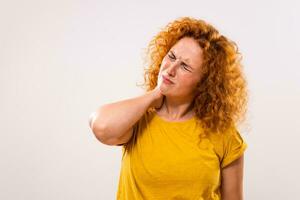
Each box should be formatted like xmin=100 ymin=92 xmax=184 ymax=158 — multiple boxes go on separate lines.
xmin=89 ymin=17 xmax=248 ymax=200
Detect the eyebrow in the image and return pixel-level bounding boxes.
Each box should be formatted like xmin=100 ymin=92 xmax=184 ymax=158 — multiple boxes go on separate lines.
xmin=170 ymin=50 xmax=194 ymax=70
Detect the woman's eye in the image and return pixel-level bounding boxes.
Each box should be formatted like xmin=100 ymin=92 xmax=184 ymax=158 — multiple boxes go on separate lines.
xmin=168 ymin=54 xmax=175 ymax=60
xmin=182 ymin=64 xmax=191 ymax=71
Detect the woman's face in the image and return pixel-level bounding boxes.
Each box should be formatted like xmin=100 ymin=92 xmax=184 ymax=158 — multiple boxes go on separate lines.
xmin=158 ymin=37 xmax=204 ymax=100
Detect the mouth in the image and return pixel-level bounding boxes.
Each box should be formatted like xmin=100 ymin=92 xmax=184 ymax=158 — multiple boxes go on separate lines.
xmin=162 ymin=75 xmax=174 ymax=84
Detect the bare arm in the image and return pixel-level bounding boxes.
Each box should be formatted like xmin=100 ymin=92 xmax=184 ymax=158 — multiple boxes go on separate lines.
xmin=221 ymin=154 xmax=245 ymax=200
xmin=89 ymin=89 xmax=163 ymax=146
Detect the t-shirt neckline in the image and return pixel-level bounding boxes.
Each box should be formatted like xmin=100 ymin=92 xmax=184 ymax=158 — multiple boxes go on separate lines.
xmin=153 ymin=111 xmax=196 ymax=124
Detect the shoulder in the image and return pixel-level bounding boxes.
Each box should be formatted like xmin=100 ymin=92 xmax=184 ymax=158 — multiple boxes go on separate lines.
xmin=206 ymin=125 xmax=248 ymax=168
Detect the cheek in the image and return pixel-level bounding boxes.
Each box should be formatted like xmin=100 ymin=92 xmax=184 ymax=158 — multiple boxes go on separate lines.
xmin=177 ymin=77 xmax=198 ymax=90
xmin=160 ymin=58 xmax=169 ymax=70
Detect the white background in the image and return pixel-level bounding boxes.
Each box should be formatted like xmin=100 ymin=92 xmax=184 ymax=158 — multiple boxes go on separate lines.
xmin=1 ymin=0 xmax=299 ymax=199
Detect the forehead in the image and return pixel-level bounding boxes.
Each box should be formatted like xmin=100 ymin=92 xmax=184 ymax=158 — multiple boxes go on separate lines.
xmin=170 ymin=37 xmax=203 ymax=69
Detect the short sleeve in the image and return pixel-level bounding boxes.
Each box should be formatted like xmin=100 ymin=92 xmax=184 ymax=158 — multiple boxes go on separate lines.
xmin=220 ymin=127 xmax=248 ymax=169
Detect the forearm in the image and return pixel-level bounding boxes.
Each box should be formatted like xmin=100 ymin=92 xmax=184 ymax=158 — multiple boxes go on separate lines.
xmin=90 ymin=90 xmax=159 ymax=142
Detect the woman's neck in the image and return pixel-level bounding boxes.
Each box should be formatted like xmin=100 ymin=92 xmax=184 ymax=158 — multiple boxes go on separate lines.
xmin=156 ymin=96 xmax=195 ymax=120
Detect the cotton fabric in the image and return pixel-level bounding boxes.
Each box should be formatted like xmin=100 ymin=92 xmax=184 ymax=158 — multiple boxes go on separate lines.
xmin=116 ymin=110 xmax=247 ymax=200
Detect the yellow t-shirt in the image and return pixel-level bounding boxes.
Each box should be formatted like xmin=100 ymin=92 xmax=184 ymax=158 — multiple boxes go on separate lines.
xmin=116 ymin=110 xmax=247 ymax=200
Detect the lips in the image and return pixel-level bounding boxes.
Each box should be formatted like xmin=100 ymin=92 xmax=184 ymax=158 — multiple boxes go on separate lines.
xmin=162 ymin=75 xmax=174 ymax=84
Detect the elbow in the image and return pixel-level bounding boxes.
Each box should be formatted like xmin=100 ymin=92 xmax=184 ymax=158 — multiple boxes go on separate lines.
xmin=89 ymin=112 xmax=107 ymax=144
xmin=89 ymin=116 xmax=116 ymax=145
xmin=89 ymin=121 xmax=109 ymax=145
xmin=92 ymin=127 xmax=123 ymax=146
xmin=88 ymin=112 xmax=97 ymax=130
xmin=88 ymin=110 xmax=121 ymax=146
xmin=88 ymin=111 xmax=106 ymax=136
xmin=91 ymin=123 xmax=105 ymax=141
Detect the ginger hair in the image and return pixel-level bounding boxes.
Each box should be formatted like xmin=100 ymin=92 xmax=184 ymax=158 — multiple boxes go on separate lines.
xmin=123 ymin=17 xmax=248 ymax=154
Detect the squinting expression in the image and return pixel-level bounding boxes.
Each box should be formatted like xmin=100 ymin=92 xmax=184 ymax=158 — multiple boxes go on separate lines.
xmin=158 ymin=37 xmax=204 ymax=98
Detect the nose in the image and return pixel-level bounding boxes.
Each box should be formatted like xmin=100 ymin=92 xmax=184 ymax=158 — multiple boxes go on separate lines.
xmin=167 ymin=61 xmax=179 ymax=77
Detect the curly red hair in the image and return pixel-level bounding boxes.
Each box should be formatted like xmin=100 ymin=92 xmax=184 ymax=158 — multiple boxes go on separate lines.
xmin=124 ymin=17 xmax=248 ymax=153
